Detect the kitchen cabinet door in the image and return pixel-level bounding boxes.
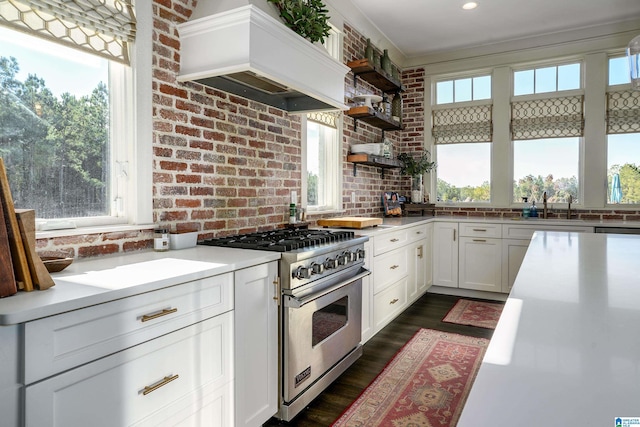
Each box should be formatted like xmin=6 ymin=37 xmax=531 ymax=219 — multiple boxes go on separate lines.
xmin=502 ymin=239 xmax=530 ymax=293
xmin=432 ymin=222 xmax=459 ymax=288
xmin=25 ymin=313 xmax=234 ymax=427
xmin=407 ymin=238 xmax=428 ymax=302
xmin=459 ymin=237 xmax=502 ymax=293
xmin=234 ymin=261 xmax=279 ymax=427
xmin=0 ymin=325 xmax=20 ymax=427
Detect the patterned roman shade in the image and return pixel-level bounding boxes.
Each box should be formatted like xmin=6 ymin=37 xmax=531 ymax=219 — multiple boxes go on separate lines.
xmin=432 ymin=104 xmax=493 ymax=144
xmin=0 ymin=0 xmax=136 ymax=64
xmin=511 ymin=95 xmax=584 ymax=140
xmin=307 ymin=111 xmax=339 ymax=129
xmin=606 ymin=90 xmax=640 ymax=134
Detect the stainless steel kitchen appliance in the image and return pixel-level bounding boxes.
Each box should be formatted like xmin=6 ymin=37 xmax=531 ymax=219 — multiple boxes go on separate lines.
xmin=200 ymin=228 xmax=369 ymax=421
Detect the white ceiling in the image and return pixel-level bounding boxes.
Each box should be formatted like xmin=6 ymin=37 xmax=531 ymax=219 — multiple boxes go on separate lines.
xmin=349 ymin=0 xmax=640 ymax=58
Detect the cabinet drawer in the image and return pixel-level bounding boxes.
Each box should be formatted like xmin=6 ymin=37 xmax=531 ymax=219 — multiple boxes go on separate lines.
xmin=502 ymin=224 xmax=594 ymax=240
xmin=373 ymin=277 xmax=407 ymax=331
xmin=24 ymin=273 xmax=233 ymax=384
xmin=407 ymin=224 xmax=429 ymax=243
xmin=373 ymin=229 xmax=409 ymax=256
xmin=459 ymin=222 xmax=502 ymax=238
xmin=373 ymin=248 xmax=408 ymax=293
xmin=25 ymin=312 xmax=234 ymax=427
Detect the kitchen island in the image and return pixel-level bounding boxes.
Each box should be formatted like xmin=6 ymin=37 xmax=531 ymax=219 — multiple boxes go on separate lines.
xmin=458 ymin=231 xmax=640 ymax=425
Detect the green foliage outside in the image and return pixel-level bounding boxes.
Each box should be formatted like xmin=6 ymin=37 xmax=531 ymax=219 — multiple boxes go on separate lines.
xmin=437 ymin=163 xmax=640 ymax=204
xmin=307 ymin=171 xmax=317 ymax=205
xmin=608 ymin=164 xmax=640 ymax=204
xmin=0 ymin=56 xmax=109 ymax=218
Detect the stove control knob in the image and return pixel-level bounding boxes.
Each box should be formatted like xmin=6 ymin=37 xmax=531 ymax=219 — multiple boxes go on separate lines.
xmin=294 ymin=266 xmax=311 ymax=280
xmin=336 ymin=254 xmax=347 ymax=266
xmin=324 ymin=258 xmax=337 ymax=270
xmin=344 ymin=251 xmax=357 ymax=263
xmin=310 ymin=262 xmax=324 ymax=275
xmin=357 ymin=249 xmax=365 ymax=260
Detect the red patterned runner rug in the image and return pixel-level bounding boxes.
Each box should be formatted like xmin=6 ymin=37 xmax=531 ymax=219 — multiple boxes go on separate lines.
xmin=332 ymin=329 xmax=489 ymax=427
xmin=442 ymin=299 xmax=504 ymax=329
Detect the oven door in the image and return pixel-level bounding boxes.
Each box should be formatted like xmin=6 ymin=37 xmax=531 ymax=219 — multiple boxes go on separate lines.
xmin=282 ymin=265 xmax=368 ymax=404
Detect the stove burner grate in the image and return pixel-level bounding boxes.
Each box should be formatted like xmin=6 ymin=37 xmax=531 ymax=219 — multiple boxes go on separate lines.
xmin=200 ymin=229 xmax=356 ymax=252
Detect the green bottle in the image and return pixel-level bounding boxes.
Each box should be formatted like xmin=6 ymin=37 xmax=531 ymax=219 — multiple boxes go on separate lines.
xmin=381 ymin=49 xmax=391 ymax=74
xmin=365 ymin=39 xmax=374 ymax=63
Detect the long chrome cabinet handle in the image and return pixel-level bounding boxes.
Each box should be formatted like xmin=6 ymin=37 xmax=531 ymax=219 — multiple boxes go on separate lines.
xmin=472 ymin=228 xmax=487 ymax=232
xmin=140 ymin=308 xmax=177 ymax=323
xmin=473 ymin=239 xmax=487 ymax=243
xmin=142 ymin=374 xmax=179 ymax=396
xmin=390 ymin=298 xmax=399 ymax=304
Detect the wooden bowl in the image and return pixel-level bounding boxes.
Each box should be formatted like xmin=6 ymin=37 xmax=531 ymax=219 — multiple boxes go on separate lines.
xmin=40 ymin=256 xmax=74 ymax=273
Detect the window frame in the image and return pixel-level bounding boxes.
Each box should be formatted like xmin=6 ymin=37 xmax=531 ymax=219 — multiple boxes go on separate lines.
xmin=30 ymin=0 xmax=153 ymax=237
xmin=301 ymin=114 xmax=343 ymax=214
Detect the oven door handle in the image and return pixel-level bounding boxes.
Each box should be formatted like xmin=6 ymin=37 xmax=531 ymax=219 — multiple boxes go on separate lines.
xmin=285 ymin=268 xmax=370 ymax=309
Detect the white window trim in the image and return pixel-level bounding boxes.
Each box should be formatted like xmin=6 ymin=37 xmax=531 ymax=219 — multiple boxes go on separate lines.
xmin=36 ymin=0 xmax=153 ymax=238
xmin=301 ymin=114 xmax=344 ymax=214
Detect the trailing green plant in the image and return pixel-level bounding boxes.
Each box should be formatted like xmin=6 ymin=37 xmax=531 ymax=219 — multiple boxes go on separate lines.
xmin=267 ymin=0 xmax=331 ymax=44
xmin=397 ymin=152 xmax=436 ymax=177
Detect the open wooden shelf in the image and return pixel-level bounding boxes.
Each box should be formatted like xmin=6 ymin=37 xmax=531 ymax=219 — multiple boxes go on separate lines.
xmin=345 ymin=106 xmax=402 ymax=132
xmin=347 ymin=58 xmax=404 ymax=93
xmin=347 ymin=153 xmax=401 ymax=179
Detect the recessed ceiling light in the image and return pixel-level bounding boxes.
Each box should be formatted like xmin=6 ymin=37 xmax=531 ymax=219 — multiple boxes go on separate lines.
xmin=462 ymin=2 xmax=478 ymax=10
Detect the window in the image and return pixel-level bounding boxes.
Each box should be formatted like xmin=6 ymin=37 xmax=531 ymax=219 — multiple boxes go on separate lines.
xmin=436 ymin=143 xmax=491 ymax=202
xmin=0 ymin=26 xmax=112 ymax=219
xmin=0 ymin=1 xmax=150 ymax=230
xmin=303 ymin=113 xmax=342 ymax=212
xmin=436 ymin=75 xmax=491 ymax=104
xmin=514 ymin=62 xmax=581 ymax=95
xmin=606 ymin=56 xmax=640 ymax=205
xmin=513 ymin=138 xmax=579 ymax=204
xmin=511 ymin=61 xmax=583 ymax=204
xmin=432 ymin=74 xmax=493 ymax=203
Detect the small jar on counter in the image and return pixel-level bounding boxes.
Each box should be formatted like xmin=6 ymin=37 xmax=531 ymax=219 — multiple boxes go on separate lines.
xmin=153 ymin=228 xmax=170 ymax=252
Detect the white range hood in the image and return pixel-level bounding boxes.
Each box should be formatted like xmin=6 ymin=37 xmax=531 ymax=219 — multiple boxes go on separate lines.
xmin=177 ymin=3 xmax=349 ymax=112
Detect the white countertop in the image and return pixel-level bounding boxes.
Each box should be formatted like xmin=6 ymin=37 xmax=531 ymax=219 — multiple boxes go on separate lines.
xmin=0 ymin=246 xmax=280 ymax=325
xmin=458 ymin=231 xmax=640 ymax=425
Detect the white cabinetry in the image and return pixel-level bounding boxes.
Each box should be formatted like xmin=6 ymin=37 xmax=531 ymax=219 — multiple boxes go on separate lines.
xmin=407 ymin=224 xmax=431 ymax=301
xmin=234 ymin=262 xmax=279 ymax=427
xmin=23 ymin=272 xmax=236 ymax=427
xmin=0 ymin=325 xmax=20 ymax=427
xmin=502 ymin=239 xmax=529 ymax=293
xmin=26 ymin=313 xmax=234 ymax=427
xmin=361 ymin=240 xmax=374 ymax=343
xmin=433 ymin=222 xmax=459 ymax=288
xmin=370 ymin=224 xmax=431 ymax=334
xmin=459 ymin=223 xmax=502 ymax=293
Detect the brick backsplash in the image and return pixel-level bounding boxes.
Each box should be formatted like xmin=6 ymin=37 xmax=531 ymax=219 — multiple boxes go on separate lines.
xmin=33 ymin=1 xmax=635 ymax=259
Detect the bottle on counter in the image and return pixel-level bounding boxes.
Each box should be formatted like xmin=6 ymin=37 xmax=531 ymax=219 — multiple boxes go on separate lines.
xmin=530 ymin=200 xmax=538 ymax=217
xmin=522 ymin=197 xmax=530 ymax=218
xmin=153 ymin=228 xmax=169 ymax=252
xmin=289 ymin=203 xmax=297 ymax=224
xmin=365 ymin=38 xmax=374 ymax=63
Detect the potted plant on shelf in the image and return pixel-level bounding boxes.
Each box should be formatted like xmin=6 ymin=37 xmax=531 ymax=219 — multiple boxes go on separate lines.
xmin=267 ymin=0 xmax=331 ymax=44
xmin=397 ymin=151 xmax=436 ymax=203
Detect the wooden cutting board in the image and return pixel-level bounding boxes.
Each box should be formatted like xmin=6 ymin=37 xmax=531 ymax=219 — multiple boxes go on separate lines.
xmin=317 ymin=217 xmax=383 ymax=229
xmin=0 ymin=193 xmax=17 ymax=297
xmin=16 ymin=209 xmax=55 ymax=290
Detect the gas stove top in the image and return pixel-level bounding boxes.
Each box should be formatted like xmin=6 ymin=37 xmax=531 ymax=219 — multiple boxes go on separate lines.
xmin=199 ymin=228 xmax=357 ymax=252
xmin=200 ymin=228 xmax=369 ymax=290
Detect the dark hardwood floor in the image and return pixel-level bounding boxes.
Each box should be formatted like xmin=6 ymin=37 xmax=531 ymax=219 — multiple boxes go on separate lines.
xmin=264 ymin=292 xmax=499 ymax=427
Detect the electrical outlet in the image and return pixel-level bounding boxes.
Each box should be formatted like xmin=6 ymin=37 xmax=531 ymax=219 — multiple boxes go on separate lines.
xmin=351 ymin=192 xmax=356 ymax=203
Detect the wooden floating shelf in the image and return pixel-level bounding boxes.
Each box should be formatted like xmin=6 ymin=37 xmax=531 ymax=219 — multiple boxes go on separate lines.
xmin=347 ymin=154 xmax=401 ymax=179
xmin=346 ymin=106 xmax=402 ymax=131
xmin=347 ymin=58 xmax=405 ymax=93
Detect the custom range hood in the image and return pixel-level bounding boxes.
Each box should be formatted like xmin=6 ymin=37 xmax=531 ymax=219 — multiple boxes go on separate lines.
xmin=177 ymin=2 xmax=349 ymax=112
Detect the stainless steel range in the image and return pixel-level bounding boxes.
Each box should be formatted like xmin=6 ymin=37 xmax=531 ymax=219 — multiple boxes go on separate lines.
xmin=201 ymin=228 xmax=369 ymax=421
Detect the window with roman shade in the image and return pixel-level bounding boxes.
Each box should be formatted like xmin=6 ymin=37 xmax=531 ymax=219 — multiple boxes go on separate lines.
xmin=606 ymin=90 xmax=640 ymax=134
xmin=0 ymin=0 xmax=136 ymax=64
xmin=510 ymin=95 xmax=584 ymax=140
xmin=432 ymin=103 xmax=493 ymax=144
